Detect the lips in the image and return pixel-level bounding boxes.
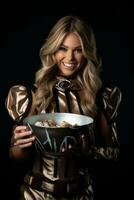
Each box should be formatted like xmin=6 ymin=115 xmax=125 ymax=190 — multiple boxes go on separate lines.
xmin=62 ymin=62 xmax=76 ymax=68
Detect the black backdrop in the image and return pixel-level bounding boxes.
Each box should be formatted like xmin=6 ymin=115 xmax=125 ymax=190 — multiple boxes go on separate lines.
xmin=1 ymin=2 xmax=133 ymax=199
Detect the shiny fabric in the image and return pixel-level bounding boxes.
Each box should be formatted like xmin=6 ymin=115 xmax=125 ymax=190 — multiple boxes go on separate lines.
xmin=5 ymin=80 xmax=122 ymax=200
xmin=20 ymin=184 xmax=94 ymax=200
xmin=5 ymin=85 xmax=30 ymax=120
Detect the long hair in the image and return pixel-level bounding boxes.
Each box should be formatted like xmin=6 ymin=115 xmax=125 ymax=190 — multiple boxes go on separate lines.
xmin=35 ymin=15 xmax=102 ymax=116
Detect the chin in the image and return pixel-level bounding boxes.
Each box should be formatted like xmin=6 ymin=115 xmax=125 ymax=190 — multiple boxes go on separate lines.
xmin=62 ymin=70 xmax=78 ymax=77
xmin=63 ymin=73 xmax=75 ymax=78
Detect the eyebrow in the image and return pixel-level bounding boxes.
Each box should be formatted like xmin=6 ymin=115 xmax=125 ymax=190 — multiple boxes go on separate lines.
xmin=61 ymin=44 xmax=82 ymax=49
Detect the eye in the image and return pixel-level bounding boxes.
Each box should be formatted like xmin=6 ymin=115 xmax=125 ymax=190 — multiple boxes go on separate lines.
xmin=59 ymin=46 xmax=67 ymax=52
xmin=75 ymin=48 xmax=82 ymax=53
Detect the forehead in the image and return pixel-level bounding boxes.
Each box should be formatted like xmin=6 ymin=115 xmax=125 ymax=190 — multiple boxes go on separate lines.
xmin=62 ymin=32 xmax=81 ymax=47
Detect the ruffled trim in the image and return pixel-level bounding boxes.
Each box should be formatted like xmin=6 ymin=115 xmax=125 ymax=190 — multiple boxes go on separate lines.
xmin=93 ymin=146 xmax=119 ymax=160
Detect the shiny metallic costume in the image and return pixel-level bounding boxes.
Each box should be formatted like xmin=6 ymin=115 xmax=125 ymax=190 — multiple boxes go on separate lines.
xmin=6 ymin=77 xmax=122 ymax=200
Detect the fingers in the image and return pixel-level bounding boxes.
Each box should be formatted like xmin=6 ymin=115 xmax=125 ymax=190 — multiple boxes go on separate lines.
xmin=12 ymin=125 xmax=35 ymax=148
xmin=14 ymin=127 xmax=32 ymax=139
xmin=14 ymin=125 xmax=30 ymax=132
xmin=13 ymin=136 xmax=35 ymax=148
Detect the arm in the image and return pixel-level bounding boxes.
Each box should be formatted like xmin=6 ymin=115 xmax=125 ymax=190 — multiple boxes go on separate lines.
xmin=5 ymin=85 xmax=36 ymax=162
xmin=97 ymin=110 xmax=119 ymax=146
xmin=94 ymin=85 xmax=122 ymax=160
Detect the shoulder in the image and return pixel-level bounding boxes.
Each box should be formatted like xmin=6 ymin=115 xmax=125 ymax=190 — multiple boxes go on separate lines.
xmin=100 ymin=84 xmax=121 ymax=106
xmin=7 ymin=84 xmax=36 ymax=94
xmin=5 ymin=84 xmax=36 ymax=121
xmin=97 ymin=83 xmax=122 ymax=122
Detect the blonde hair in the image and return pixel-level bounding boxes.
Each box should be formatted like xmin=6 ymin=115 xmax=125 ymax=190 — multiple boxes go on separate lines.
xmin=35 ymin=15 xmax=102 ymax=116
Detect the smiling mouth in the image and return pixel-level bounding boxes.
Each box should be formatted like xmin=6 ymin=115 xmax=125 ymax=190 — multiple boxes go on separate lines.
xmin=62 ymin=62 xmax=76 ymax=68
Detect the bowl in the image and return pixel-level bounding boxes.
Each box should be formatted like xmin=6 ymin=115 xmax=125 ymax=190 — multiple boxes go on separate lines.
xmin=23 ymin=113 xmax=94 ymax=155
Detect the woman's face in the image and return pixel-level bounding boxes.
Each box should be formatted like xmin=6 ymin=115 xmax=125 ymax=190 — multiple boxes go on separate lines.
xmin=55 ymin=32 xmax=85 ymax=77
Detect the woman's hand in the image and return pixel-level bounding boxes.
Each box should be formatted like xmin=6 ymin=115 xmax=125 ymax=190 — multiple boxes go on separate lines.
xmin=12 ymin=125 xmax=35 ymax=149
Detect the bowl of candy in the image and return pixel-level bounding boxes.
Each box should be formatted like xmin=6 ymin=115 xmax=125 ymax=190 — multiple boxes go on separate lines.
xmin=23 ymin=113 xmax=94 ymax=154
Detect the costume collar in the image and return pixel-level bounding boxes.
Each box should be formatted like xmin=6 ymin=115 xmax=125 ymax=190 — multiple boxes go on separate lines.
xmin=55 ymin=76 xmax=80 ymax=91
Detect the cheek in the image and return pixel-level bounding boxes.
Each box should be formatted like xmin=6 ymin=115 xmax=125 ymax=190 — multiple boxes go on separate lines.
xmin=55 ymin=53 xmax=63 ymax=63
xmin=78 ymin=55 xmax=85 ymax=63
xmin=79 ymin=57 xmax=87 ymax=69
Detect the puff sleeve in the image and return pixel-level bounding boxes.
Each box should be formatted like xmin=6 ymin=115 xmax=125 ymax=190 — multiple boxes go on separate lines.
xmin=5 ymin=85 xmax=33 ymax=122
xmin=93 ymin=85 xmax=122 ymax=160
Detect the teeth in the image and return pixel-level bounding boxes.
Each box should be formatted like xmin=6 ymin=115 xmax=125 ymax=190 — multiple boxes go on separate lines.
xmin=63 ymin=62 xmax=75 ymax=67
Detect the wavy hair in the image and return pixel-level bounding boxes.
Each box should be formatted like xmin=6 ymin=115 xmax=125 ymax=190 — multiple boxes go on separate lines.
xmin=35 ymin=15 xmax=102 ymax=116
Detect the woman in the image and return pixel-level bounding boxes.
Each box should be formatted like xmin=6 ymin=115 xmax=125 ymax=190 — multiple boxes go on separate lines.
xmin=5 ymin=15 xmax=122 ymax=200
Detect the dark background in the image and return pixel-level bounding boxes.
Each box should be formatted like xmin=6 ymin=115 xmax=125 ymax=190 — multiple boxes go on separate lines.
xmin=1 ymin=1 xmax=133 ymax=199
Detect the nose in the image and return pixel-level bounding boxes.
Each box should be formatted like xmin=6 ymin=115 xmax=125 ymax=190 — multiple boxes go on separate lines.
xmin=66 ymin=50 xmax=75 ymax=61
